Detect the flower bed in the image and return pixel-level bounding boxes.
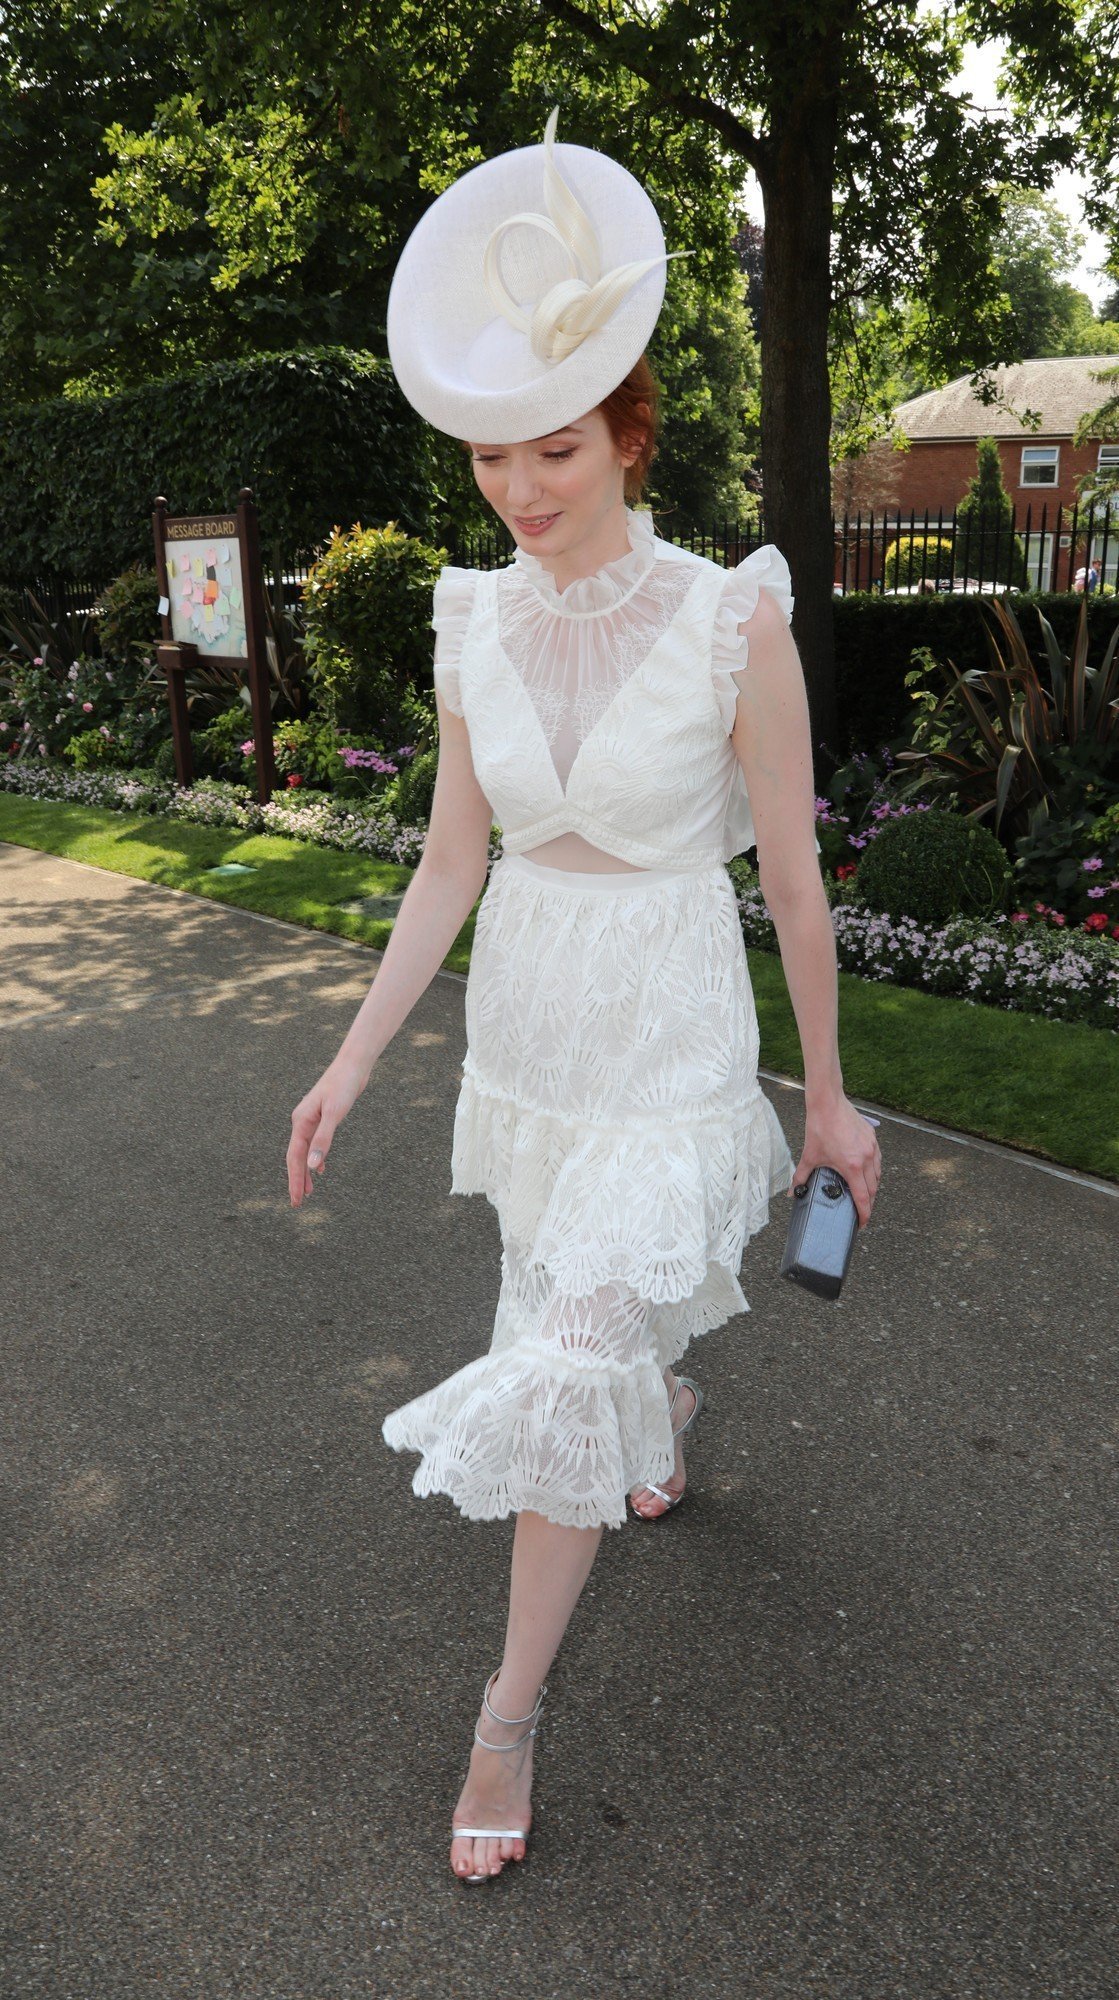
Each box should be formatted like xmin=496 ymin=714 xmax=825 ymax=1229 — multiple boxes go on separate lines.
xmin=737 ymin=884 xmax=1119 ymax=1032
xmin=0 ymin=757 xmax=456 ymax=870
xmin=4 ymin=755 xmax=1116 ymax=1031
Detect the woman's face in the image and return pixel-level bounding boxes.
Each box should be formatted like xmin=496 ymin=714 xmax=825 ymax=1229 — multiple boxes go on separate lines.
xmin=467 ymin=406 xmax=641 ymax=555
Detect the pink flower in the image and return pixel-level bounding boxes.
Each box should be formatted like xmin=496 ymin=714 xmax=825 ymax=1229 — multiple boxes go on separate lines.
xmin=82 ymin=701 xmax=93 ymax=713
xmin=286 ymin=773 xmax=304 ymax=788
xmin=1083 ymin=857 xmax=1103 ymax=872
xmin=1010 ymin=911 xmax=1029 ymax=922
xmin=33 ymin=655 xmax=43 ymax=666
xmin=241 ymin=739 xmax=255 ymax=756
xmin=1083 ymin=912 xmax=1109 ymax=933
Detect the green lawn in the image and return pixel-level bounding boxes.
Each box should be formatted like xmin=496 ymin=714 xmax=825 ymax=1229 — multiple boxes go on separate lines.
xmin=3 ymin=791 xmax=1116 ymax=1181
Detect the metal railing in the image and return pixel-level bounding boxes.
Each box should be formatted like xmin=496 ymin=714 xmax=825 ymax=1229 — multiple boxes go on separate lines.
xmin=2 ymin=497 xmax=1115 ymax=625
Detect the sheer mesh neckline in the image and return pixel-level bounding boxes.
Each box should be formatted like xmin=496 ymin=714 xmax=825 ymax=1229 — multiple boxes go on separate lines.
xmin=508 ymin=505 xmax=657 ymax=619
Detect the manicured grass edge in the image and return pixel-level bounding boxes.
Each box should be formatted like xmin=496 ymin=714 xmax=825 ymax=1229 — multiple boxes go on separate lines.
xmin=3 ymin=792 xmax=1115 ymax=1181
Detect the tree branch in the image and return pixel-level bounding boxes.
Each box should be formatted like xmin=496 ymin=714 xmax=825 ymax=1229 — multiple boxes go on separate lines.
xmin=533 ymin=0 xmax=768 ymax=175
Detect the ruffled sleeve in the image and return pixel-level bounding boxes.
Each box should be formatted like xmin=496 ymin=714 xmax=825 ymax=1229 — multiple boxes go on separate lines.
xmin=430 ymin=567 xmax=477 ymax=717
xmin=710 ymin=545 xmax=795 ymax=733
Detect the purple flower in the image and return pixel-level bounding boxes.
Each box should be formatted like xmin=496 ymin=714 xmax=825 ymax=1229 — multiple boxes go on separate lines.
xmin=1083 ymin=857 xmax=1103 ymax=872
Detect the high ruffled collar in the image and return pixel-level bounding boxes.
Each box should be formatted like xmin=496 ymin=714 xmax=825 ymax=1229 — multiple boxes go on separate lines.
xmin=509 ymin=505 xmax=656 ymax=617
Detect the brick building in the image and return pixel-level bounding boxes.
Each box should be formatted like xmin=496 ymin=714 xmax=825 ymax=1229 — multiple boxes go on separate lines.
xmin=836 ymin=355 xmax=1119 ymax=592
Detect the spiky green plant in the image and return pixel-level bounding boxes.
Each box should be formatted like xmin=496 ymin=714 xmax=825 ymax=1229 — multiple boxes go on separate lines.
xmin=895 ymin=595 xmax=1119 ymax=839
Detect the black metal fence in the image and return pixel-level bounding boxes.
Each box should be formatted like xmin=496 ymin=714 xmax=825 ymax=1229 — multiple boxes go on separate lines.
xmin=2 ymin=496 xmax=1115 ymax=628
xmin=831 ymin=494 xmax=1116 ymax=596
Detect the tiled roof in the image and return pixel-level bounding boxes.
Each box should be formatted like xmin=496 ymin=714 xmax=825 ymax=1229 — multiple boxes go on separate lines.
xmin=894 ymin=355 xmax=1119 ymax=440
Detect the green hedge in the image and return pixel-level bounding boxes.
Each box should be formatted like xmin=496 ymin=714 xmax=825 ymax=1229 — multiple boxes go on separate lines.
xmin=0 ymin=346 xmax=436 ymax=579
xmin=832 ymin=589 xmax=1119 ymax=753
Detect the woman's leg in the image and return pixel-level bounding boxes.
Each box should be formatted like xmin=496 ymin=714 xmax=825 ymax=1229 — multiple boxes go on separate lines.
xmin=629 ymin=1365 xmax=698 ymax=1518
xmin=450 ymin=1510 xmax=602 ymax=1880
xmin=449 ymin=1275 xmax=652 ymax=1879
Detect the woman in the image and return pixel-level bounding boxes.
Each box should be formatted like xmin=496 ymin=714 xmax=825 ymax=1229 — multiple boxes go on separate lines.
xmin=286 ymin=111 xmax=881 ymax=1885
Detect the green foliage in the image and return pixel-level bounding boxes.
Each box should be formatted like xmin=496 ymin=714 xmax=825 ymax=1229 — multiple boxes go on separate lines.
xmin=194 ymin=702 xmax=254 ymax=781
xmin=0 ymin=348 xmax=436 ymax=579
xmin=646 ymin=274 xmax=761 ymax=526
xmin=271 ymin=714 xmax=347 ymax=786
xmin=301 ymin=522 xmax=443 ymax=743
xmin=856 ymin=809 xmax=1012 ymax=925
xmin=1072 ymin=360 xmax=1119 ymax=508
xmin=830 ymin=590 xmax=1119 ymax=759
xmin=0 ymin=647 xmax=167 ymax=763
xmin=95 ymin=564 xmax=162 ymax=663
xmin=989 ymin=187 xmax=1113 ymax=360
xmin=895 ymin=594 xmax=1119 ymax=838
xmin=883 ymin=535 xmax=956 ymax=590
xmin=1010 ymin=804 xmax=1119 ymax=927
xmin=61 ymin=726 xmax=120 ymax=770
xmin=953 ymin=438 xmax=1029 ymax=588
xmin=384 ymin=744 xmax=438 ymax=825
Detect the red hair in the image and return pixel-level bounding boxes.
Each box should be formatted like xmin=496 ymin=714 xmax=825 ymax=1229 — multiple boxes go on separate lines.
xmin=595 ymin=352 xmax=661 ymax=504
xmin=457 ymin=351 xmax=662 ymax=503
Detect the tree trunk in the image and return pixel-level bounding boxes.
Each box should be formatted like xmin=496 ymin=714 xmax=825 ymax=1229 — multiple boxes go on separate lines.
xmin=757 ymin=71 xmax=841 ymax=772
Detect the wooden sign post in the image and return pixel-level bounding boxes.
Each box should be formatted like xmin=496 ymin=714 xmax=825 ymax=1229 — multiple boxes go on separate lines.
xmin=152 ymin=488 xmax=278 ymax=802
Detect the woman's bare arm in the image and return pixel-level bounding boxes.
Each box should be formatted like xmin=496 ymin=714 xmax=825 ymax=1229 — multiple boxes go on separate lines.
xmin=727 ymin=589 xmax=882 ymax=1224
xmin=287 ymin=691 xmax=495 ymax=1205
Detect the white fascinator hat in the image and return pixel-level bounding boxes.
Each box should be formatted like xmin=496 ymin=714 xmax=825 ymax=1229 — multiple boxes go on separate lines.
xmin=386 ymin=107 xmax=691 ymax=444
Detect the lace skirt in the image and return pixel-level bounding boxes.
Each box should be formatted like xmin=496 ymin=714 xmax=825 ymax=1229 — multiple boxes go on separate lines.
xmin=381 ymin=850 xmax=795 ymax=1529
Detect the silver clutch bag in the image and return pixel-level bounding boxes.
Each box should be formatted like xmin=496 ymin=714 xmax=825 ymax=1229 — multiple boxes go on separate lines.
xmin=779 ymin=1164 xmax=859 ymax=1300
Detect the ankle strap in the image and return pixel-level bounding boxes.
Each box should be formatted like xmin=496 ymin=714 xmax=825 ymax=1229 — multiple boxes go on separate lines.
xmin=473 ymin=1668 xmax=547 ymax=1751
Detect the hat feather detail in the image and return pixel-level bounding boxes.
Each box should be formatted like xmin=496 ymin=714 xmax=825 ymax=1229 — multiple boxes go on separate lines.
xmin=481 ymin=106 xmax=692 ymax=365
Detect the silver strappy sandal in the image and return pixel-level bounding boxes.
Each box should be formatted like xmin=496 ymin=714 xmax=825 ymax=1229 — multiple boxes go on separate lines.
xmin=630 ymin=1375 xmax=706 ymax=1518
xmin=451 ymin=1669 xmax=547 ymax=1883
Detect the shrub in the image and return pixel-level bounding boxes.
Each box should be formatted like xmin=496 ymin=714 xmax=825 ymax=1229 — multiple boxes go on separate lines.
xmin=883 ymin=535 xmax=956 ymax=591
xmin=953 ymin=437 xmax=1030 ymax=589
xmin=61 ymin=726 xmax=121 ymax=770
xmin=302 ymin=522 xmax=444 ymax=744
xmin=194 ymin=701 xmax=254 ymax=780
xmin=385 ymin=743 xmax=438 ymax=824
xmin=94 ymin=565 xmax=162 ymax=663
xmin=895 ymin=594 xmax=1119 ymax=839
xmin=856 ymin=808 xmax=1012 ymax=925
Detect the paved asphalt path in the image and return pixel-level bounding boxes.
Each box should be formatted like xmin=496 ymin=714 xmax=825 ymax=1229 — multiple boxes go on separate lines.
xmin=2 ymin=838 xmax=1116 ymax=2000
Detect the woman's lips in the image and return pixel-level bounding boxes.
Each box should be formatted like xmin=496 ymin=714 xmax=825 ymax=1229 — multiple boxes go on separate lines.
xmin=515 ymin=512 xmax=561 ymax=535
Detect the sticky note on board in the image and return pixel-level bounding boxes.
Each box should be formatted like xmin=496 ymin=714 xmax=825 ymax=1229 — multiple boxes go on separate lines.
xmin=178 ymin=555 xmax=190 ymax=574
xmin=157 ymin=594 xmax=170 ymax=616
xmin=219 ymin=543 xmax=231 ymax=563
xmin=229 ymin=586 xmax=242 ymax=610
xmin=192 ymin=557 xmax=204 ymax=579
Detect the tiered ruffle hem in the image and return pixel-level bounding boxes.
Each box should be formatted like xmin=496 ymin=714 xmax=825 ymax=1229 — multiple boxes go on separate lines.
xmin=382 ymin=852 xmax=795 ymax=1528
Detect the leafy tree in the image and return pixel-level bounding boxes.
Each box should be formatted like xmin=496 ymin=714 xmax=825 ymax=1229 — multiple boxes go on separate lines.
xmin=954 ymin=437 xmax=1029 ymax=589
xmin=1073 ymin=363 xmax=1119 ymax=508
xmin=525 ymin=0 xmax=1082 ymax=756
xmin=3 ymin=0 xmax=1108 ymax=763
xmin=990 ymin=187 xmax=1119 ymax=358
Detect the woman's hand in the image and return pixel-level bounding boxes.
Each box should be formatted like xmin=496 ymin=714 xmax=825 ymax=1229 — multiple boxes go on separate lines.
xmin=789 ymin=1093 xmax=882 ymax=1228
xmin=287 ymin=1054 xmax=373 ymax=1207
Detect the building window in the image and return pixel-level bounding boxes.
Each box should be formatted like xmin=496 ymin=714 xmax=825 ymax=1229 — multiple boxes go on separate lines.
xmin=1021 ymin=445 xmax=1059 ymax=486
xmin=1023 ymin=532 xmax=1056 ymax=590
xmin=1088 ymin=538 xmax=1118 ymax=588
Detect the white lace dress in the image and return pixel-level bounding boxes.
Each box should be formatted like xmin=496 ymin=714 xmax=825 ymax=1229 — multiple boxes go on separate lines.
xmin=381 ymin=507 xmax=797 ymax=1528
